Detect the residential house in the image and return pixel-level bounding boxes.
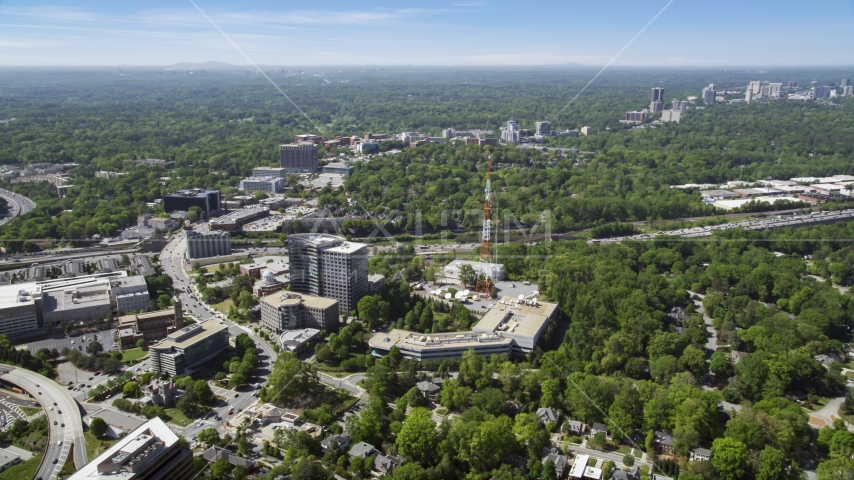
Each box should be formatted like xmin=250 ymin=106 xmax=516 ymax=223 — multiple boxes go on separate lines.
xmin=590 ymin=423 xmax=610 ymax=439
xmin=202 ymin=446 xmax=256 ymax=470
xmin=349 ymin=442 xmax=378 ymax=459
xmin=814 ymin=354 xmax=839 ymax=366
xmin=731 ymin=351 xmax=749 ymax=365
xmin=542 ymin=449 xmax=569 ymax=478
xmin=654 ymin=431 xmax=675 ymax=453
xmin=537 ymin=407 xmax=561 ymax=425
xmin=373 ymin=454 xmax=405 ymax=476
xmin=563 ymin=420 xmax=587 ymax=436
xmin=690 ymin=448 xmax=712 ymax=462
xmin=652 ymin=475 xmax=675 ymax=480
xmin=416 ymin=380 xmax=440 ymax=399
xmin=610 ymin=466 xmax=641 ymax=480
xmin=321 ymin=433 xmax=350 ymax=453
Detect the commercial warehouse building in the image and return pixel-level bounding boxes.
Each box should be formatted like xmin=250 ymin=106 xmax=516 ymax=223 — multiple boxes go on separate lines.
xmin=149 ymin=322 xmax=229 ymax=376
xmin=260 ymin=291 xmax=339 ymax=333
xmin=68 ymin=417 xmax=194 ymax=480
xmin=369 ymin=297 xmax=558 ymax=361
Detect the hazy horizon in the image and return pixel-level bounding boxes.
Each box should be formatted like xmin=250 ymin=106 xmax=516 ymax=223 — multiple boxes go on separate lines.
xmin=1 ymin=0 xmax=854 ymax=67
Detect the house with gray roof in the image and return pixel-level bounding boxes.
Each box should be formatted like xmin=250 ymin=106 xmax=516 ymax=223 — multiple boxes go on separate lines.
xmin=690 ymin=448 xmax=712 ymax=462
xmin=374 ymin=454 xmax=406 ymax=476
xmin=537 ymin=407 xmax=561 ymax=425
xmin=202 ymin=446 xmax=256 ymax=469
xmin=321 ymin=433 xmax=350 ymax=453
xmin=349 ymin=441 xmax=378 ymax=459
xmin=610 ymin=466 xmax=641 ymax=480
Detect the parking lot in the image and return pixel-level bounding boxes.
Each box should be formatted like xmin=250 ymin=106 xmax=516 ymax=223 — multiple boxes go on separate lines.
xmin=22 ymin=329 xmax=117 ymax=355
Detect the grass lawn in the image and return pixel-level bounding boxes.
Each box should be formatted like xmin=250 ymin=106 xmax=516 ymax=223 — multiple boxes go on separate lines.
xmin=121 ymin=348 xmax=147 ymax=363
xmin=19 ymin=405 xmax=42 ymax=416
xmin=212 ymin=298 xmax=235 ymax=314
xmin=0 ymin=452 xmax=43 ymax=480
xmin=164 ymin=408 xmax=193 ymax=427
xmin=616 ymin=445 xmax=643 ymax=458
xmin=85 ymin=431 xmax=116 ymax=459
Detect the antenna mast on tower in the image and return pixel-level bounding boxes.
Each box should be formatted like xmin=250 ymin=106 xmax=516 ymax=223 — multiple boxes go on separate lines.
xmin=480 ymin=156 xmax=492 ymax=263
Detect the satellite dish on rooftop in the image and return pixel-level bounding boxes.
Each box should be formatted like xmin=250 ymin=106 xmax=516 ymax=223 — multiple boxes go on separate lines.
xmin=518 ymin=294 xmax=525 ymax=300
xmin=444 ymin=293 xmax=452 ymax=300
xmin=463 ymin=290 xmax=470 ymax=296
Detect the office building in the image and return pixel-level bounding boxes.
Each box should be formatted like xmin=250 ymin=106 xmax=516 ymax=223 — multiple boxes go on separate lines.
xmin=149 ymin=322 xmax=229 ymax=376
xmin=145 ymin=217 xmax=179 ymax=232
xmin=110 ymin=275 xmax=151 ymax=314
xmin=442 ymin=128 xmax=456 ymax=139
xmin=288 ymin=233 xmax=368 ymax=312
xmin=369 ymin=297 xmax=558 ymax=361
xmin=788 ymin=81 xmax=798 ymax=88
xmin=767 ymin=83 xmax=783 ymax=98
xmin=117 ymin=301 xmax=185 ymax=348
xmin=368 ymin=274 xmax=386 ymax=294
xmin=279 ymin=143 xmax=319 ymax=174
xmin=842 ymin=78 xmax=851 ymax=87
xmin=672 ymin=100 xmax=688 ymax=113
xmin=253 ymin=270 xmax=285 ymax=297
xmin=68 ymin=417 xmax=194 ymax=480
xmin=0 ymin=284 xmax=42 ymax=337
xmin=843 ymin=86 xmax=853 ymax=98
xmin=814 ymin=86 xmax=830 ymax=99
xmin=650 ymin=87 xmax=664 ymax=112
xmin=252 ymin=166 xmax=288 ymax=178
xmin=535 ymin=121 xmax=552 ymax=136
xmin=748 ymin=81 xmax=761 ymax=95
xmin=580 ymin=126 xmax=592 ymax=136
xmin=163 ymin=189 xmax=221 ymax=217
xmin=623 ymin=110 xmax=647 ymax=123
xmin=443 ymin=260 xmax=504 ymax=284
xmin=279 ymin=328 xmax=321 ymax=354
xmin=323 ymin=163 xmax=354 ymax=175
xmin=260 ymin=291 xmax=339 ymax=333
xmin=238 ymin=176 xmax=285 ymax=194
xmin=500 ymin=120 xmax=521 ymax=143
xmin=745 ymin=89 xmax=753 ymax=104
xmin=186 ymin=231 xmax=231 ymax=259
xmin=702 ymin=84 xmax=716 ymax=105
xmin=811 ymin=80 xmax=819 ymax=89
xmin=661 ymin=110 xmax=682 ymax=123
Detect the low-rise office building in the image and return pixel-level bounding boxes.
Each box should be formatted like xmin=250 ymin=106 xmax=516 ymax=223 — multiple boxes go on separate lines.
xmin=252 ymin=166 xmax=288 ymax=178
xmin=149 ymin=322 xmax=229 ymax=376
xmin=322 ymin=163 xmax=354 ymax=175
xmin=68 ymin=417 xmax=194 ymax=480
xmin=117 ymin=301 xmax=185 ymax=348
xmin=279 ymin=328 xmax=321 ymax=354
xmin=260 ymin=291 xmax=339 ymax=333
xmin=0 ymin=284 xmax=42 ymax=337
xmin=164 ymin=189 xmax=221 ymax=217
xmin=111 ymin=275 xmax=152 ymax=314
xmin=239 ymin=176 xmax=285 ymax=194
xmin=369 ymin=297 xmax=558 ymax=360
xmin=186 ymin=231 xmax=231 ymax=259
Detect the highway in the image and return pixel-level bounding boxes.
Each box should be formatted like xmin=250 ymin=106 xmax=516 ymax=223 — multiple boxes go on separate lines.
xmin=0 ymin=367 xmax=87 ymax=480
xmin=0 ymin=188 xmax=35 ymax=227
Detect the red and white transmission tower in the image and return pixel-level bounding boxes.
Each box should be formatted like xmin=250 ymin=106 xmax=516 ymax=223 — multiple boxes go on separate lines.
xmin=477 ymin=156 xmax=494 ymax=295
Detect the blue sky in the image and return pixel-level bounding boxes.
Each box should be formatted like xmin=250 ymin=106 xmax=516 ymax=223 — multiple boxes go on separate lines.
xmin=1 ymin=0 xmax=853 ymax=66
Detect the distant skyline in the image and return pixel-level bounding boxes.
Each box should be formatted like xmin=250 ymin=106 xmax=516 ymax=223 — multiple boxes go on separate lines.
xmin=1 ymin=0 xmax=853 ymax=67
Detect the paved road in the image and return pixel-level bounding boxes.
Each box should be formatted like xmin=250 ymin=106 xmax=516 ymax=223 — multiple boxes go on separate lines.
xmin=0 ymin=188 xmax=35 ymax=227
xmin=0 ymin=366 xmax=87 ymax=479
xmin=319 ymin=373 xmax=368 ymax=399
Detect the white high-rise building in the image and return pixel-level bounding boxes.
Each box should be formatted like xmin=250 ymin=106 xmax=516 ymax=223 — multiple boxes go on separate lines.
xmin=843 ymin=86 xmax=853 ymax=98
xmin=288 ymin=234 xmax=368 ymax=312
xmin=748 ymin=81 xmax=762 ymax=95
xmin=702 ymin=84 xmax=716 ymax=105
xmin=501 ymin=120 xmax=521 ymax=143
xmin=442 ymin=128 xmax=456 ymax=139
xmin=745 ymin=89 xmax=754 ymax=103
xmin=767 ymin=83 xmax=783 ymax=98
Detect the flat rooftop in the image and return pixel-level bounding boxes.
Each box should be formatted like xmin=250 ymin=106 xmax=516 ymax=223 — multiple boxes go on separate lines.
xmin=473 ymin=296 xmax=558 ymax=339
xmin=68 ymin=417 xmax=179 ymax=480
xmin=151 ymin=321 xmax=226 ymax=350
xmin=280 ymin=328 xmax=320 ymax=345
xmin=370 ymin=328 xmax=513 ymax=352
xmin=260 ymin=291 xmax=338 ymax=310
xmin=0 ymin=282 xmax=41 ymax=309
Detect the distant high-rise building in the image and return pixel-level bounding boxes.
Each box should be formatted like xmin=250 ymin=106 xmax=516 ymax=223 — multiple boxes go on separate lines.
xmin=650 ymin=87 xmax=665 ymax=112
xmin=288 ymin=233 xmax=368 ymax=312
xmin=767 ymin=83 xmax=783 ymax=98
xmin=500 ymin=120 xmax=521 ymax=143
xmin=814 ymin=86 xmax=830 ymax=99
xmin=534 ymin=121 xmax=552 ymax=136
xmin=748 ymin=81 xmax=762 ymax=95
xmin=580 ymin=126 xmax=592 ymax=136
xmin=842 ymin=78 xmax=851 ymax=87
xmin=186 ymin=231 xmax=231 ymax=259
xmin=279 ymin=143 xmax=319 ymax=174
xmin=810 ymin=80 xmax=819 ymax=89
xmin=843 ymin=86 xmax=853 ymax=98
xmin=442 ymin=128 xmax=456 ymax=139
xmin=745 ymin=89 xmax=754 ymax=103
xmin=671 ymin=99 xmax=688 ymax=113
xmin=624 ymin=111 xmax=647 ymax=122
xmin=702 ymin=84 xmax=716 ymax=105
xmin=788 ymin=81 xmax=797 ymax=88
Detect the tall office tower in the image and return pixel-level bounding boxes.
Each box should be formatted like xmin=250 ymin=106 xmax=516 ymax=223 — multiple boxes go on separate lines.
xmin=813 ymin=86 xmax=830 ymax=99
xmin=767 ymin=83 xmax=783 ymax=98
xmin=702 ymin=84 xmax=716 ymax=105
xmin=843 ymin=86 xmax=853 ymax=98
xmin=69 ymin=418 xmax=194 ymax=480
xmin=186 ymin=230 xmax=231 ymax=259
xmin=279 ymin=143 xmax=319 ymax=174
xmin=288 ymin=234 xmax=368 ymax=312
xmin=842 ymin=78 xmax=851 ymax=87
xmin=500 ymin=120 xmax=521 ymax=143
xmin=442 ymin=128 xmax=456 ymax=139
xmin=650 ymin=87 xmax=665 ymax=112
xmin=748 ymin=81 xmax=761 ymax=95
xmin=535 ymin=121 xmax=552 ymax=136
xmin=745 ymin=89 xmax=754 ymax=103
xmin=788 ymin=81 xmax=797 ymax=88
